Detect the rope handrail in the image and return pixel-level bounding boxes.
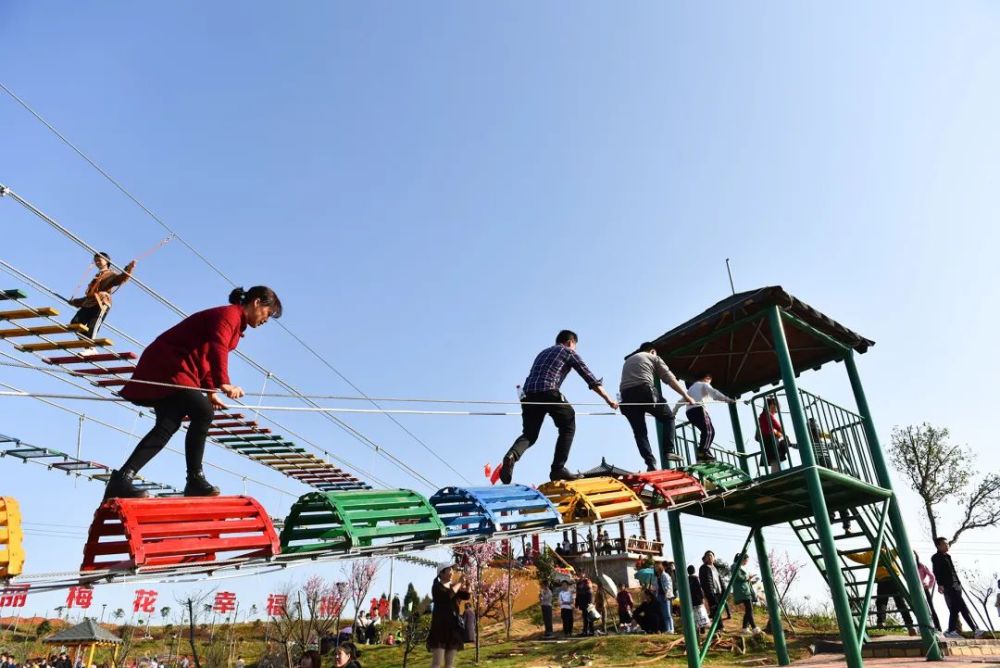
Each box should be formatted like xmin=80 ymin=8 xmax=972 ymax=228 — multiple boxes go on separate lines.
xmin=0 ymin=261 xmax=396 ymax=488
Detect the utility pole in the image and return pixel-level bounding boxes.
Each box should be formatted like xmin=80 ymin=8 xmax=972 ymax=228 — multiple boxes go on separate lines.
xmin=725 ymin=258 xmax=736 ymax=295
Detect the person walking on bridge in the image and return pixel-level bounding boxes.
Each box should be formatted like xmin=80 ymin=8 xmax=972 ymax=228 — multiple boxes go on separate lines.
xmin=106 ymin=286 xmax=282 ymax=499
xmin=619 ymin=342 xmax=695 ymax=470
xmin=499 ymin=330 xmax=618 ymax=483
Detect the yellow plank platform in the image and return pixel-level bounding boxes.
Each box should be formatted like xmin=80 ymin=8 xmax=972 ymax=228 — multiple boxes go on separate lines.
xmin=17 ymin=338 xmax=113 ymax=352
xmin=0 ymin=307 xmax=59 ymax=321
xmin=0 ymin=497 xmax=25 ymax=577
xmin=538 ymin=476 xmax=646 ymax=523
xmin=0 ymin=324 xmax=88 ymax=338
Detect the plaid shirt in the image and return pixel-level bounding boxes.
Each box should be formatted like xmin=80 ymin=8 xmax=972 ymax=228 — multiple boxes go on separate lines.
xmin=522 ymin=345 xmax=602 ymax=394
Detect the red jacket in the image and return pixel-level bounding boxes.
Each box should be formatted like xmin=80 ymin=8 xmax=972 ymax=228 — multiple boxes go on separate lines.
xmin=121 ymin=304 xmax=246 ymax=404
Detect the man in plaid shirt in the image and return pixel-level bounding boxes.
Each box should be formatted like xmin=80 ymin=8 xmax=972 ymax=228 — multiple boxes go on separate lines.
xmin=500 ymin=330 xmax=618 ymax=483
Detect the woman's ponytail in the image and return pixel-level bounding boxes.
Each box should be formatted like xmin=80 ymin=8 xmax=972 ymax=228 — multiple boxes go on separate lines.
xmin=228 ymin=285 xmax=282 ymax=318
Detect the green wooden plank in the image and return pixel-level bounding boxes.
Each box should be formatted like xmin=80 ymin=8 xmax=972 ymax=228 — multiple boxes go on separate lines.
xmin=0 ymin=289 xmax=27 ymax=301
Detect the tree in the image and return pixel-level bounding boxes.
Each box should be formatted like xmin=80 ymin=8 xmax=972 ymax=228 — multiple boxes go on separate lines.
xmin=963 ymin=566 xmax=998 ymax=633
xmin=889 ymin=424 xmax=1000 ymax=544
xmin=403 ymin=583 xmax=420 ymax=619
xmin=176 ymin=589 xmax=216 ymax=668
xmin=35 ymin=619 xmax=52 ymax=639
xmin=161 ymin=606 xmax=172 ymax=624
xmin=767 ymin=549 xmax=805 ymax=633
xmin=534 ymin=548 xmax=555 ymax=587
xmin=400 ymin=610 xmax=430 ymax=668
xmin=343 ymin=558 xmax=380 ymax=618
xmin=454 ymin=541 xmax=524 ymax=663
xmin=114 ymin=608 xmax=125 ymax=622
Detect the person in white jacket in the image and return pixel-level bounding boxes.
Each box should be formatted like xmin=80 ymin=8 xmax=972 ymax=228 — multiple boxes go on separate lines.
xmin=680 ymin=372 xmax=734 ymax=461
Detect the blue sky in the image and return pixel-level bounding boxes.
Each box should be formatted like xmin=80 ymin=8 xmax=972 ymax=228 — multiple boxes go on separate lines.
xmin=1 ymin=1 xmax=999 ymax=624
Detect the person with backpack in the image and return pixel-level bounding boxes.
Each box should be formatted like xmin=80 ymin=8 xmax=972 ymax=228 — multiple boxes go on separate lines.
xmin=427 ymin=563 xmax=471 ymax=668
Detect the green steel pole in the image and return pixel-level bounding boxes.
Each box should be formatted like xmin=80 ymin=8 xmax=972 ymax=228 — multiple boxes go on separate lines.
xmin=729 ymin=402 xmax=750 ymax=476
xmin=753 ymin=529 xmax=790 ymax=665
xmin=844 ymin=352 xmax=942 ymax=660
xmin=668 ymin=511 xmax=702 ymax=668
xmin=767 ymin=307 xmax=864 ymax=668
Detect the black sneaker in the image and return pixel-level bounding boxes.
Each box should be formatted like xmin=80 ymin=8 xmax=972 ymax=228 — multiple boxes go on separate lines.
xmin=549 ymin=467 xmax=581 ymax=482
xmin=103 ymin=469 xmax=150 ymax=501
xmin=696 ymin=449 xmax=716 ymax=462
xmin=646 ymin=464 xmax=660 ymax=472
xmin=666 ymin=453 xmax=683 ymax=463
xmin=499 ymin=454 xmax=516 ymax=485
xmin=184 ymin=471 xmax=221 ymax=497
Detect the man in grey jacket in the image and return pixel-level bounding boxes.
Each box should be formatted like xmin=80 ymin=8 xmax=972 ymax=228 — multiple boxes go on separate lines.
xmin=619 ymin=342 xmax=696 ymax=470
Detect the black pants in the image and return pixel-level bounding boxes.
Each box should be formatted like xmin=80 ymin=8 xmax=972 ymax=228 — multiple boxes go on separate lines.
xmin=875 ymin=579 xmax=914 ymax=629
xmin=541 ymin=605 xmax=553 ymax=635
xmin=71 ymin=305 xmax=108 ymax=340
xmin=620 ymin=385 xmax=675 ymax=468
xmin=561 ymin=608 xmax=574 ymax=636
xmin=122 ymin=389 xmax=214 ymax=474
xmin=924 ymin=588 xmax=942 ymax=631
xmin=506 ymin=390 xmax=576 ymax=472
xmin=686 ymin=406 xmax=715 ymax=453
xmin=942 ymin=587 xmax=976 ymax=633
xmin=705 ymin=593 xmax=725 ymax=629
xmin=579 ymin=608 xmax=594 ymax=635
xmin=741 ymin=600 xmax=756 ymax=630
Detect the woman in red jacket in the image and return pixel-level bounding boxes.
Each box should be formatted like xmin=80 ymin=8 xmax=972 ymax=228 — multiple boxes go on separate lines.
xmin=105 ymin=286 xmax=282 ymax=499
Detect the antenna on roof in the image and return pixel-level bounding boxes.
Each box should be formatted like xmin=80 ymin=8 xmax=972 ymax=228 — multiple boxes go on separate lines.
xmin=725 ymin=258 xmax=736 ymax=295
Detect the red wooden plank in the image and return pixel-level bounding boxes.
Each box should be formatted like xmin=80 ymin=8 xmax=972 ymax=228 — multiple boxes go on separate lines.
xmin=45 ymin=352 xmax=137 ymax=365
xmin=207 ymin=428 xmax=270 ymax=436
xmin=73 ymin=366 xmax=137 ymax=376
xmin=183 ymin=413 xmax=245 ymax=422
xmin=96 ymin=379 xmax=127 ymax=387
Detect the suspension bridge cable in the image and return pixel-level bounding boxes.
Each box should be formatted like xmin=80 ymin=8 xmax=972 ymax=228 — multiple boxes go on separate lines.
xmin=0 ymin=378 xmax=297 ymax=498
xmin=0 ymin=391 xmax=620 ymax=415
xmin=0 ymin=253 xmax=427 ymax=489
xmin=0 ymin=83 xmax=469 ymax=485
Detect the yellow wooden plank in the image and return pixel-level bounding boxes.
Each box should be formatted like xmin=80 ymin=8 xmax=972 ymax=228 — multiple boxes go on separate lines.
xmin=0 ymin=497 xmax=24 ymax=577
xmin=0 ymin=324 xmax=88 ymax=338
xmin=0 ymin=307 xmax=59 ymax=320
xmin=16 ymin=338 xmax=113 ymax=352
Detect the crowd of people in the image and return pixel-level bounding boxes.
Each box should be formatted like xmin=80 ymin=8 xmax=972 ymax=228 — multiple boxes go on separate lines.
xmin=536 ymin=549 xmax=769 ymax=641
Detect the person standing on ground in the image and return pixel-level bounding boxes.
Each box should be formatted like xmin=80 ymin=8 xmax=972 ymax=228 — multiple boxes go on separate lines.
xmin=576 ymin=576 xmax=594 ymax=637
xmin=619 ymin=342 xmax=696 ymax=470
xmin=500 ymin=330 xmax=618 ymax=483
xmin=931 ymin=538 xmax=984 ymax=638
xmin=426 ymin=563 xmax=471 ymax=668
xmin=558 ymin=581 xmax=575 ymax=637
xmin=681 ymin=372 xmax=735 ymax=462
xmin=699 ymin=551 xmax=725 ymax=630
xmin=915 ymin=551 xmax=942 ymax=632
xmin=107 ymin=286 xmax=282 ymax=499
xmin=688 ymin=564 xmax=710 ymax=633
xmin=733 ymin=553 xmax=762 ymax=636
xmin=539 ymin=583 xmax=554 ymax=639
xmin=653 ymin=561 xmax=674 ymax=633
xmin=69 ymin=253 xmax=136 ymax=342
xmin=616 ymin=584 xmax=634 ymax=628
